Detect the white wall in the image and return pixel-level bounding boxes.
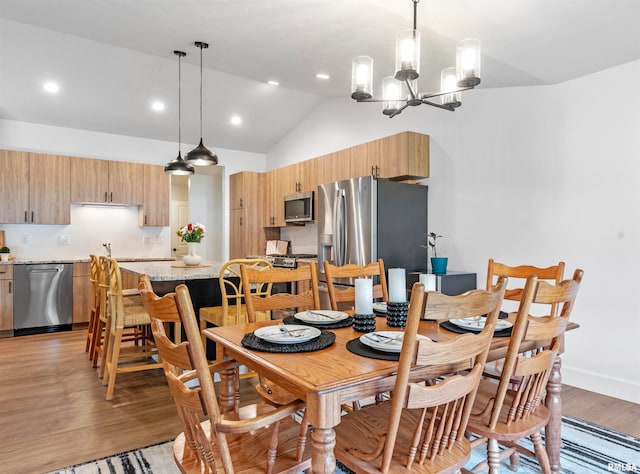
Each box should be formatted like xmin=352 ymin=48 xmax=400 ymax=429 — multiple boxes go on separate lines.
xmin=0 ymin=119 xmax=266 ymax=260
xmin=267 ymin=61 xmax=640 ymax=404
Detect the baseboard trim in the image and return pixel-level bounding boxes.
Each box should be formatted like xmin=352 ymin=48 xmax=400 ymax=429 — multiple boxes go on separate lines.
xmin=562 ymin=366 xmax=640 ymax=404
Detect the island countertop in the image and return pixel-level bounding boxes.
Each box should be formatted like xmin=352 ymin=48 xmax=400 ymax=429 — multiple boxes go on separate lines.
xmin=118 ymin=260 xmax=226 ymax=281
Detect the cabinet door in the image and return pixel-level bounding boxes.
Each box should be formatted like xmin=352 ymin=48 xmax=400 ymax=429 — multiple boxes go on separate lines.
xmin=72 ymin=262 xmax=92 ymax=325
xmin=229 ymin=208 xmax=244 ymax=259
xmin=108 ymin=161 xmax=144 ymax=205
xmin=373 ymin=132 xmax=430 ymax=180
xmin=0 ymin=150 xmax=29 ymax=223
xmin=263 ymin=169 xmax=285 ymax=227
xmin=0 ymin=264 xmax=13 ymax=335
xmin=29 ymin=153 xmax=71 ymax=224
xmin=70 ymin=156 xmax=110 ymax=203
xmin=0 ymin=279 xmax=12 ymax=334
xmin=140 ymin=164 xmax=170 ymax=226
xmin=229 ymin=173 xmax=244 ymax=210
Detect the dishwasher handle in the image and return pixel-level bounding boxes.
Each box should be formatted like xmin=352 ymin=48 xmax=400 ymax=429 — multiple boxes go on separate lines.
xmin=30 ymin=268 xmax=61 ymax=273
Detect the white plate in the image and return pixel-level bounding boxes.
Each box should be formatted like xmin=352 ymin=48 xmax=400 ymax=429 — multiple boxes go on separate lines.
xmin=450 ymin=318 xmax=513 ymax=332
xmin=254 ymin=325 xmax=321 ymax=344
xmin=294 ymin=310 xmax=349 ymax=324
xmin=359 ymin=331 xmax=430 ymax=353
xmin=373 ymin=302 xmax=387 ymax=314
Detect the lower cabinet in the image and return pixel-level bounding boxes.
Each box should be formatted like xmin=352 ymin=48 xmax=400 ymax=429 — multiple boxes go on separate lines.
xmin=72 ymin=262 xmax=92 ymax=325
xmin=0 ymin=265 xmax=13 ymax=337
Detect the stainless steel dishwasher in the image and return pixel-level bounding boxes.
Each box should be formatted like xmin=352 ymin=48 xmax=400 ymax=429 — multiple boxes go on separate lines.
xmin=13 ymin=263 xmax=73 ymax=335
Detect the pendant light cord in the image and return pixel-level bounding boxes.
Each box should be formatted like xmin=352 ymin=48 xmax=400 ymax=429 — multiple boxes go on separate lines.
xmin=174 ymin=50 xmax=186 ymax=152
xmin=199 ymin=44 xmax=203 ymax=138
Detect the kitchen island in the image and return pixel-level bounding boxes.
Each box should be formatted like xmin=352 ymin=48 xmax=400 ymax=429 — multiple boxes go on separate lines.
xmin=119 ymin=260 xmax=227 ymax=358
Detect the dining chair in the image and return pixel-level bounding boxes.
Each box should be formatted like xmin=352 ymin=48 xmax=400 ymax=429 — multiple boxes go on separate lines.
xmin=85 ymin=254 xmax=100 ymax=356
xmin=486 ymin=259 xmax=565 ymax=316
xmin=466 ymin=269 xmax=583 ymax=474
xmin=199 ymin=258 xmax=273 ymax=351
xmin=142 ymin=283 xmax=312 ymax=474
xmin=333 ymin=277 xmax=507 ymax=474
xmin=241 ymin=261 xmax=320 ymax=325
xmin=324 ymin=259 xmax=388 ymax=312
xmin=102 ymin=257 xmax=161 ymax=401
xmin=240 ymin=261 xmax=317 ymax=448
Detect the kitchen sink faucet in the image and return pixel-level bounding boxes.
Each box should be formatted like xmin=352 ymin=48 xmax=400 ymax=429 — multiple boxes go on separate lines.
xmin=103 ymin=242 xmax=111 ymax=257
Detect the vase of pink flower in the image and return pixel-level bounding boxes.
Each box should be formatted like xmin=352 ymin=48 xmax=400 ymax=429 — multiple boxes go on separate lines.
xmin=177 ymin=223 xmax=206 ymax=266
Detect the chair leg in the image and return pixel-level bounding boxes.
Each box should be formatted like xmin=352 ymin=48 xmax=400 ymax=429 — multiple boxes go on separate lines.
xmin=296 ymin=410 xmax=311 ymax=461
xmin=487 ymin=438 xmax=501 ymax=474
xmin=105 ymin=328 xmax=123 ymax=400
xmin=85 ymin=307 xmax=96 ymax=354
xmin=531 ymin=432 xmax=551 ymax=474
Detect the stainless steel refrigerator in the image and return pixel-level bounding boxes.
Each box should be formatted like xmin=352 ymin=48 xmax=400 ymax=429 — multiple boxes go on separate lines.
xmin=317 ymin=176 xmax=428 ymax=286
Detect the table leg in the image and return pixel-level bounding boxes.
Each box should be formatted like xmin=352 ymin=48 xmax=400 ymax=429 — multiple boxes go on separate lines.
xmin=218 ymin=365 xmax=239 ymax=414
xmin=311 ymin=427 xmax=336 ymax=473
xmin=545 ymin=355 xmax=562 ymax=474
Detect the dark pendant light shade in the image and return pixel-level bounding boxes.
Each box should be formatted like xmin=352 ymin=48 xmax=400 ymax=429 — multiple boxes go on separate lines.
xmin=165 ymin=50 xmax=194 ymax=175
xmin=185 ymin=41 xmax=218 ymax=166
xmin=164 ymin=151 xmax=194 ymax=175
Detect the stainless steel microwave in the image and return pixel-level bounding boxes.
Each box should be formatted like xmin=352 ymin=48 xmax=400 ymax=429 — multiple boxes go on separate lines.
xmin=284 ymin=191 xmax=314 ymax=223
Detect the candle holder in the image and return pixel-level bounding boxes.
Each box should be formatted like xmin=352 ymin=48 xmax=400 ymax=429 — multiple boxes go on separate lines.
xmin=353 ymin=313 xmax=376 ymax=333
xmin=386 ymin=301 xmax=409 ymax=328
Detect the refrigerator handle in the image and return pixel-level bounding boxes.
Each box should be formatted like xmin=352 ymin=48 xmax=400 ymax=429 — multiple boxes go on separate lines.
xmin=334 ymin=188 xmax=347 ymax=266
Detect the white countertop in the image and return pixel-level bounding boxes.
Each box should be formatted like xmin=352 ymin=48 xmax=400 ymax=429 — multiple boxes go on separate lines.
xmin=0 ymin=256 xmax=174 ymax=265
xmin=118 ymin=260 xmax=226 ymax=281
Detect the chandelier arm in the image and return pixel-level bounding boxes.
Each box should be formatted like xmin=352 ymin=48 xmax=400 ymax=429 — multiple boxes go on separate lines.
xmin=405 ymin=78 xmax=418 ymax=100
xmin=419 ymin=85 xmax=475 ymax=100
xmin=354 ymin=98 xmax=409 ymax=104
xmin=389 ymin=102 xmax=411 ymax=118
xmin=420 ymin=99 xmax=456 ymax=111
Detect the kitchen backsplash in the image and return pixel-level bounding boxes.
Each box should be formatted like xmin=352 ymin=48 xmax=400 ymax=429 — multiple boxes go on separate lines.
xmin=0 ymin=205 xmax=171 ymax=260
xmin=280 ymin=223 xmax=318 ymax=255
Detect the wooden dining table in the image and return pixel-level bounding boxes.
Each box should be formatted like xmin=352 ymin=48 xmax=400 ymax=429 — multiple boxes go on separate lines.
xmin=204 ymin=316 xmax=577 ymax=474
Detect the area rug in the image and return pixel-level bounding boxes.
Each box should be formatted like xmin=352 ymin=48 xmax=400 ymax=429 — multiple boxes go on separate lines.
xmin=48 ymin=415 xmax=639 ymax=474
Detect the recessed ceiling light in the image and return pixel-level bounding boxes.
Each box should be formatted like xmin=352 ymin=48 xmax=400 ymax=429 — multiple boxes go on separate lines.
xmin=230 ymin=115 xmax=242 ymax=125
xmin=151 ymin=100 xmax=165 ymax=112
xmin=43 ymin=81 xmax=60 ymax=93
xmin=316 ymin=73 xmax=330 ymax=80
xmin=267 ymin=80 xmax=280 ymax=86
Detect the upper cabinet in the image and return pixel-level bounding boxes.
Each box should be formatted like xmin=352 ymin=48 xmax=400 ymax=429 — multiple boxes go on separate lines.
xmin=0 ymin=150 xmax=70 ymax=224
xmin=229 ymin=172 xmax=265 ymax=258
xmin=351 ymin=131 xmax=430 ymax=181
xmin=139 ymin=164 xmax=170 ymax=227
xmin=71 ymin=157 xmax=144 ymax=205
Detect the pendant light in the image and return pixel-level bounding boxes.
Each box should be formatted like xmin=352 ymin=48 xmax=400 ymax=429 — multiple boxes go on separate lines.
xmin=165 ymin=50 xmax=194 ymax=175
xmin=185 ymin=41 xmax=218 ymax=166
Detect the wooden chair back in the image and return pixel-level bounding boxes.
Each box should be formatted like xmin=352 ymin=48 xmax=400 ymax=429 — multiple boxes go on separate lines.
xmin=85 ymin=254 xmax=101 ymax=354
xmin=337 ymin=278 xmax=507 ymax=474
xmin=158 ymin=284 xmax=311 ymax=473
xmin=323 ymin=259 xmax=388 ymax=311
xmin=486 ymin=259 xmax=565 ymax=315
xmin=220 ymin=258 xmax=273 ymax=325
xmin=241 ymin=261 xmax=320 ymax=321
xmin=466 ymin=269 xmax=583 ymax=473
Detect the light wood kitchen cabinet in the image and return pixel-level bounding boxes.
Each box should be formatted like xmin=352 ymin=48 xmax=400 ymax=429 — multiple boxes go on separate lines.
xmin=0 ymin=264 xmax=13 ymax=337
xmin=229 ymin=172 xmax=265 ymax=258
xmin=263 ymin=169 xmax=285 ymax=227
xmin=139 ymin=164 xmax=170 ymax=226
xmin=351 ymin=131 xmax=430 ymax=180
xmin=70 ymin=157 xmax=144 ymax=205
xmin=72 ymin=262 xmax=92 ymax=325
xmin=0 ymin=150 xmax=70 ymax=224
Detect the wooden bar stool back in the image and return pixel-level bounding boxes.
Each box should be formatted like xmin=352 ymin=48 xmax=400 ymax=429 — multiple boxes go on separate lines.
xmin=85 ymin=254 xmax=100 ymax=355
xmin=102 ymin=257 xmax=161 ymax=401
xmin=199 ymin=258 xmax=273 ymax=349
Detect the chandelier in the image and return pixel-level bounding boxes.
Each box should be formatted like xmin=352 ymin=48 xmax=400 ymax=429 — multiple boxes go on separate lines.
xmin=351 ymin=0 xmax=481 ymax=117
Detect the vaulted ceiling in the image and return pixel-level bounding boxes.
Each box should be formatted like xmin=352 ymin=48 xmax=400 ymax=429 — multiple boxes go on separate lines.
xmin=2 ymin=0 xmax=640 ymax=153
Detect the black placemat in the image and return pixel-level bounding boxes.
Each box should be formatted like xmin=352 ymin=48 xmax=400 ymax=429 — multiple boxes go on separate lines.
xmin=284 ymin=314 xmax=353 ymax=329
xmin=346 ymin=338 xmax=400 ymax=361
xmin=242 ymin=330 xmax=336 ymax=353
xmin=440 ymin=320 xmax=512 ymax=337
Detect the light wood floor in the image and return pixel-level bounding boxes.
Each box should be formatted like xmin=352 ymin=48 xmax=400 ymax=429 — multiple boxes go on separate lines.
xmin=0 ymin=330 xmax=638 ymax=474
